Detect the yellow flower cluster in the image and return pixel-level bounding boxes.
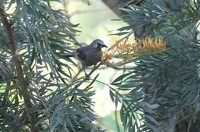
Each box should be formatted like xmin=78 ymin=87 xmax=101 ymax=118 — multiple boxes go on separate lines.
xmin=102 ymin=37 xmax=166 ymax=64
xmin=136 ymin=37 xmax=166 ymax=53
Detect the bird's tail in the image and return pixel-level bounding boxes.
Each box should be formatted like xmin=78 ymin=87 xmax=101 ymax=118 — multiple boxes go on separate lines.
xmin=63 ymin=54 xmax=75 ymax=58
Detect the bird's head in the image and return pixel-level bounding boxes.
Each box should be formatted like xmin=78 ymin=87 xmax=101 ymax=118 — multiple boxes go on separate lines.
xmin=91 ymin=39 xmax=108 ymax=49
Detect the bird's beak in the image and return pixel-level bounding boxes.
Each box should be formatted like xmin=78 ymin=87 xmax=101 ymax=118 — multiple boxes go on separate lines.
xmin=102 ymin=44 xmax=108 ymax=48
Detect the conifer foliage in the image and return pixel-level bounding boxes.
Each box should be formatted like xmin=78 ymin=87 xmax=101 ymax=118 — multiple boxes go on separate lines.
xmin=0 ymin=0 xmax=200 ymax=132
xmin=0 ymin=0 xmax=102 ymax=131
xmin=110 ymin=0 xmax=200 ymax=131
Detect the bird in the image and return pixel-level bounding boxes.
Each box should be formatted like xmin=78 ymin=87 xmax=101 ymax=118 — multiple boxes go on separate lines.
xmin=64 ymin=39 xmax=108 ymax=75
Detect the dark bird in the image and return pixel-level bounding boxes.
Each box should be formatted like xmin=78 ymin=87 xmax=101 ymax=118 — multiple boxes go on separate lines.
xmin=64 ymin=39 xmax=107 ymax=75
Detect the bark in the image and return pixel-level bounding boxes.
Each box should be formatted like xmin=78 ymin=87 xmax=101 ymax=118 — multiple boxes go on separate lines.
xmin=102 ymin=0 xmax=145 ymax=18
xmin=0 ymin=8 xmax=39 ymax=132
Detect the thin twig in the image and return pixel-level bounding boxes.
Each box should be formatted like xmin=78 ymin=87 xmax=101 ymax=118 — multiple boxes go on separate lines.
xmin=117 ymin=30 xmax=134 ymax=43
xmin=68 ymin=62 xmax=104 ymax=103
xmin=73 ymin=62 xmax=103 ymax=88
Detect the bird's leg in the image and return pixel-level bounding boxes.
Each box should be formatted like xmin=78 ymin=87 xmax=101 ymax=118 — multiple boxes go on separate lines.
xmin=84 ymin=69 xmax=90 ymax=80
xmin=80 ymin=62 xmax=89 ymax=78
xmin=82 ymin=67 xmax=90 ymax=79
xmin=93 ymin=64 xmax=97 ymax=69
xmin=83 ymin=67 xmax=87 ymax=76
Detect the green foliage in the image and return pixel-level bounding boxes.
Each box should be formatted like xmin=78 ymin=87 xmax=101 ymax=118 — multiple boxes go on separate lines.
xmin=110 ymin=0 xmax=200 ymax=131
xmin=0 ymin=0 xmax=103 ymax=131
xmin=1 ymin=0 xmax=200 ymax=131
xmin=120 ymin=0 xmax=200 ymax=39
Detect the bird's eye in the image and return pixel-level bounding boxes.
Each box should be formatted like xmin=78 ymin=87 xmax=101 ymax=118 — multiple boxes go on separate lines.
xmin=97 ymin=43 xmax=101 ymax=46
xmin=96 ymin=43 xmax=102 ymax=48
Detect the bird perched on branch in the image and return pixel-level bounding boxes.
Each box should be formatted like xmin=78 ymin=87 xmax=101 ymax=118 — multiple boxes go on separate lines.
xmin=64 ymin=39 xmax=107 ymax=75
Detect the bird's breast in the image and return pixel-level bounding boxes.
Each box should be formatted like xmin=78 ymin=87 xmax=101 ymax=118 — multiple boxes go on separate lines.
xmin=84 ymin=49 xmax=102 ymax=66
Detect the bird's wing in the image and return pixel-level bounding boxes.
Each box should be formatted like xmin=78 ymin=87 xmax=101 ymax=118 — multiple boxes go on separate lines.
xmin=76 ymin=47 xmax=87 ymax=61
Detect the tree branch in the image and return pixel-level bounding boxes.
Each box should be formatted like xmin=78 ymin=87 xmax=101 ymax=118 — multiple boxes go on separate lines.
xmin=0 ymin=8 xmax=39 ymax=132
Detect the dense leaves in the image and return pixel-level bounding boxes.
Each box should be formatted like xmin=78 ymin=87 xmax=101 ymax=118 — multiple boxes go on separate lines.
xmin=0 ymin=0 xmax=103 ymax=131
xmin=1 ymin=0 xmax=200 ymax=131
xmin=110 ymin=0 xmax=200 ymax=131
